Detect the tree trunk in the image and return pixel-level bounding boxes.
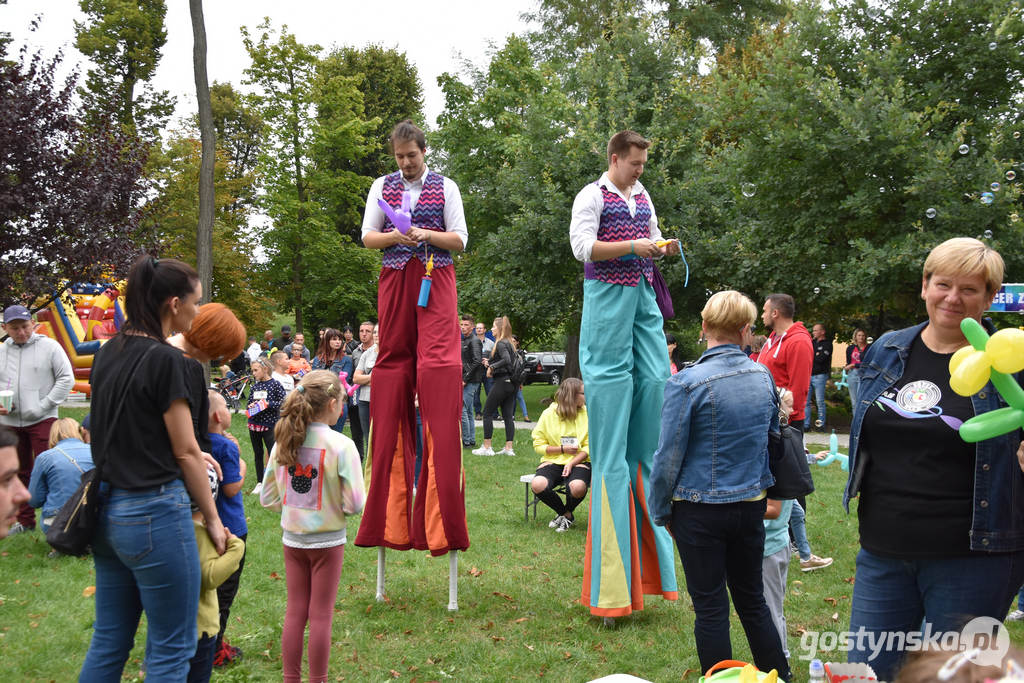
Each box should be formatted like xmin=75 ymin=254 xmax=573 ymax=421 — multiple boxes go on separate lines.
xmin=191 ymin=0 xmax=214 ymax=306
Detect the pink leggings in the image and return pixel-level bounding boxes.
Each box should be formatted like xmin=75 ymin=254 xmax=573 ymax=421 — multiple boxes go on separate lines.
xmin=282 ymin=544 xmax=345 ymax=683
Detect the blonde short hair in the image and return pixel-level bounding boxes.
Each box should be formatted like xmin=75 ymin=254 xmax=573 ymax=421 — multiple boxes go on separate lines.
xmin=701 ymin=290 xmax=757 ymax=337
xmin=923 ymin=237 xmax=1004 ymax=295
xmin=48 ymin=417 xmax=83 ymax=448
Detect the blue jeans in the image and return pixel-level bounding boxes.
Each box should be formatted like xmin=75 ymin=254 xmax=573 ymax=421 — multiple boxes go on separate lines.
xmin=804 ymin=373 xmax=828 ymax=429
xmin=789 ymin=499 xmax=811 ymax=561
xmin=846 ymin=368 xmax=862 ymax=409
xmin=462 ymin=382 xmax=479 ymax=445
xmin=81 ymin=480 xmax=200 ymax=682
xmin=515 ymin=387 xmax=529 ymax=420
xmin=670 ymin=499 xmax=791 ymax=680
xmin=847 ymin=547 xmax=1024 ymax=681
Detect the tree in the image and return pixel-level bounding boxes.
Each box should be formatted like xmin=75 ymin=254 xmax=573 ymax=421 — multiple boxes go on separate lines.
xmin=0 ymin=44 xmax=150 ymax=305
xmin=190 ymin=0 xmax=214 ymax=305
xmin=74 ymin=0 xmax=175 ymax=140
xmin=242 ymin=20 xmax=379 ymax=333
xmin=667 ymin=0 xmax=1024 ymax=334
xmin=144 ymin=132 xmax=274 ymax=330
xmin=316 ymin=45 xmax=423 ymax=242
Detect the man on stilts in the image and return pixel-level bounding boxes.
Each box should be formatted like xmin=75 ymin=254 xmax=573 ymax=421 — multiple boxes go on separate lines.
xmin=570 ymin=130 xmax=679 ymax=620
xmin=356 ymin=120 xmax=469 ymax=607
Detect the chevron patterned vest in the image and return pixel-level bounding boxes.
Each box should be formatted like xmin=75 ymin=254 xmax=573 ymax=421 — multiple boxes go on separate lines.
xmin=380 ymin=171 xmax=453 ymax=270
xmin=586 ymin=182 xmax=654 ymax=287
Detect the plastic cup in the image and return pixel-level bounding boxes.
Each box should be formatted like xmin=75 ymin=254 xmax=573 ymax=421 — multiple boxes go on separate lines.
xmin=0 ymin=390 xmax=12 ymax=411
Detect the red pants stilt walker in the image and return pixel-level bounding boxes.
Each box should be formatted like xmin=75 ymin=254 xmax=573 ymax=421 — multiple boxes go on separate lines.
xmin=354 ymin=259 xmax=469 ymax=556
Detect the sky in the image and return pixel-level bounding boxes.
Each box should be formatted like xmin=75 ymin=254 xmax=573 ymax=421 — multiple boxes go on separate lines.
xmin=0 ymin=0 xmax=535 ymax=127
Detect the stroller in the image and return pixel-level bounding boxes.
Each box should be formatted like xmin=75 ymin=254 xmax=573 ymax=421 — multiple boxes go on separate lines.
xmin=216 ymin=372 xmax=251 ymax=413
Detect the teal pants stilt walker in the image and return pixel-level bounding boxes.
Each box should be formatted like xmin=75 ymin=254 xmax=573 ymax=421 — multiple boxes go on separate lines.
xmin=579 ymin=277 xmax=678 ymax=617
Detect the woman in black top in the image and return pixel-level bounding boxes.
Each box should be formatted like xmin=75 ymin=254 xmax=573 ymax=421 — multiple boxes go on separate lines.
xmin=472 ymin=316 xmax=520 ymax=456
xmin=81 ymin=256 xmax=227 ymax=681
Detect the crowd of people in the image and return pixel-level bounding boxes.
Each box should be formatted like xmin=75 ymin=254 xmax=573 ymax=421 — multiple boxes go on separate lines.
xmin=1 ymin=119 xmax=1022 ymax=683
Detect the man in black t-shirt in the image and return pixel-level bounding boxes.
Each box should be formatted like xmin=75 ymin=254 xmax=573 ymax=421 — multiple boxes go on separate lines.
xmin=804 ymin=323 xmax=833 ymax=430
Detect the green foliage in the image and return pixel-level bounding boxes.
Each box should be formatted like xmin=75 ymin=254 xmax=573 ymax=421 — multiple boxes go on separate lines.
xmin=143 ymin=133 xmax=275 ymax=330
xmin=241 ymin=20 xmax=380 ymax=334
xmin=74 ymin=0 xmax=175 ymax=140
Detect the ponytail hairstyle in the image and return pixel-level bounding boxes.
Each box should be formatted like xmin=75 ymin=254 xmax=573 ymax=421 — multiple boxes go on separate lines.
xmin=183 ymin=303 xmax=246 ymax=362
xmin=251 ymin=356 xmax=273 ymax=378
xmin=554 ymin=377 xmax=584 ymax=421
xmin=123 ymin=254 xmax=199 ymax=340
xmin=273 ymin=370 xmax=341 ymax=466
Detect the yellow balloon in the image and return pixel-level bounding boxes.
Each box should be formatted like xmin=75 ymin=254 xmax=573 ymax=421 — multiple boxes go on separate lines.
xmin=949 ymin=345 xmax=976 ymax=374
xmin=986 ymin=328 xmax=1024 ymax=374
xmin=950 ymin=351 xmax=991 ymax=396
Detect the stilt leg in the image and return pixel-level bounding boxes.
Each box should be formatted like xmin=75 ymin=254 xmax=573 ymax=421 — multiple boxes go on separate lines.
xmin=447 ymin=550 xmax=458 ymax=612
xmin=376 ymin=547 xmax=386 ymax=602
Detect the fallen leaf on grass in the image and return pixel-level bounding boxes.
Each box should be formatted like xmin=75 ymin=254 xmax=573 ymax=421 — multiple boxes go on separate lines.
xmin=482 ymin=621 xmax=494 ymax=630
xmin=682 ymin=668 xmax=699 ymax=679
xmin=375 ymin=633 xmax=385 ymax=640
xmin=831 ymin=612 xmax=839 ymax=622
xmin=469 ymin=566 xmax=483 ymax=577
xmin=404 ymin=629 xmax=412 ymax=635
xmin=824 ymin=597 xmax=838 ymax=607
xmin=563 ymin=652 xmax=572 ymax=660
xmin=492 ymin=591 xmax=514 ymax=602
xmin=491 ymin=636 xmax=505 ymax=642
xmin=29 ymin=622 xmax=38 ymax=628
xmin=525 ymin=644 xmax=535 ymax=651
xmin=269 ymin=572 xmax=281 ymax=580
xmin=389 ymin=670 xmax=400 ymax=678
xmin=82 ymin=586 xmax=96 ymax=597
xmin=513 ymin=617 xmax=529 ymax=623
xmin=843 ymin=576 xmax=855 ymax=584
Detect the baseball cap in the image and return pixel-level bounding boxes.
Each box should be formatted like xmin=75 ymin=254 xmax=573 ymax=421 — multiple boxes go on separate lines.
xmin=3 ymin=305 xmax=30 ymax=324
xmin=281 ymin=325 xmax=292 ymax=333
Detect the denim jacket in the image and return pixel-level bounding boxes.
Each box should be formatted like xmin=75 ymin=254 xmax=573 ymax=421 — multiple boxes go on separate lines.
xmin=842 ymin=321 xmax=1024 ymax=553
xmin=650 ymin=344 xmax=779 ymax=526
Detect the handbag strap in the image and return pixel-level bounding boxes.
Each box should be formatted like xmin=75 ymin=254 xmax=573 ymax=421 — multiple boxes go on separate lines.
xmin=53 ymin=445 xmax=85 ymax=474
xmin=93 ymin=340 xmax=160 ymax=479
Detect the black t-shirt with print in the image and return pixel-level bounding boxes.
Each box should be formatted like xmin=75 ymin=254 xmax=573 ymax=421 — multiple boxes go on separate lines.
xmin=90 ymin=335 xmax=191 ymax=490
xmin=858 ymin=333 xmax=976 ymax=558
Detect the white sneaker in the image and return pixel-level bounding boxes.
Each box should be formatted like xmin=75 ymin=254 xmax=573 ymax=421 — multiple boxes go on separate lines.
xmin=549 ymin=515 xmax=566 ymax=529
xmin=555 ymin=516 xmax=574 ymax=532
xmin=498 ymin=447 xmax=516 ymax=456
xmin=799 ymin=554 xmax=833 ymax=572
xmin=250 ymin=483 xmax=262 ymax=495
xmin=1007 ymin=609 xmax=1024 ymax=622
xmin=471 ymin=446 xmax=495 ymax=456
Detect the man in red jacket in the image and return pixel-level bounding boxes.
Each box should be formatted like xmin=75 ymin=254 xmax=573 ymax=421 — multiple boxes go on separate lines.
xmin=757 ymin=293 xmax=813 ymax=433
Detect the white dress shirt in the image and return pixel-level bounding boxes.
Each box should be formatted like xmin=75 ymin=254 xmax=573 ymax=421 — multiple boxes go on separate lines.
xmin=360 ymin=165 xmax=469 ymax=248
xmin=569 ymin=172 xmax=662 ymax=263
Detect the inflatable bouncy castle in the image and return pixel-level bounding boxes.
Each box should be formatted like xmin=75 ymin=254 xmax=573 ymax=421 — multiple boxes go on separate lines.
xmin=34 ymin=283 xmax=125 ymax=396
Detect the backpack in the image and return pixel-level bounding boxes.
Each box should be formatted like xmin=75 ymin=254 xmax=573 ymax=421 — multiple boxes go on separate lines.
xmin=510 ymin=349 xmax=529 ymax=386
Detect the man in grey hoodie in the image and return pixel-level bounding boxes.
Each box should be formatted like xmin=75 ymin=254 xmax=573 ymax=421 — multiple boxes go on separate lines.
xmin=0 ymin=305 xmax=74 ymax=533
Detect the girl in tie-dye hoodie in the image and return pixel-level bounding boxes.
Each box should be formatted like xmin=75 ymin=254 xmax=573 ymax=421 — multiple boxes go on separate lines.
xmin=260 ymin=370 xmax=365 ymax=683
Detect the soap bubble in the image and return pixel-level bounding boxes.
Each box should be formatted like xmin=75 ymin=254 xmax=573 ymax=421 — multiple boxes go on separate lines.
xmin=980 ymin=192 xmax=994 ymax=204
xmin=966 ymin=72 xmax=974 ymax=80
xmin=925 ymin=207 xmax=937 ymax=219
xmin=820 ymin=264 xmax=826 ymax=270
xmin=990 ymin=41 xmax=998 ymax=50
xmin=813 ymin=287 xmax=821 ymax=294
xmin=958 ymin=144 xmax=970 ymax=155
xmin=1015 ymin=131 xmax=1022 ymax=140
xmin=991 ymin=182 xmax=1001 ymax=192
xmin=984 ymin=229 xmax=993 ymax=239
xmin=879 ymin=186 xmax=886 ymax=193
xmin=1008 ymin=170 xmax=1017 ymax=181
xmin=741 ymin=182 xmax=756 ymax=197
xmin=1012 ymin=213 xmax=1020 ymax=222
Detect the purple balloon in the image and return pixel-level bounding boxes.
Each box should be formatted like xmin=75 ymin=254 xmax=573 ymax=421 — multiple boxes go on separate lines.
xmin=377 ymin=190 xmax=412 ymax=234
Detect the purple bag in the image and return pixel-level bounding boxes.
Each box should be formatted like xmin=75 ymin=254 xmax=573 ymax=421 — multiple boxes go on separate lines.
xmin=651 ymin=263 xmax=674 ymax=319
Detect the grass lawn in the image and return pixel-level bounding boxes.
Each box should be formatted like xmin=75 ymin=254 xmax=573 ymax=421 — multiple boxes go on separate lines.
xmin=1 ymin=400 xmax=1020 ymax=681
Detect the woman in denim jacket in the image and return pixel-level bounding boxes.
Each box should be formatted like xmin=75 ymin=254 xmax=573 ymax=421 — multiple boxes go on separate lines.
xmin=842 ymin=238 xmax=1024 ymax=681
xmin=650 ymin=291 xmax=790 ymax=680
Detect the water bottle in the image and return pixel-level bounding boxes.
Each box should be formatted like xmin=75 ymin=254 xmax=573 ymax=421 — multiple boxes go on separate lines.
xmin=809 ymin=658 xmax=826 ymax=683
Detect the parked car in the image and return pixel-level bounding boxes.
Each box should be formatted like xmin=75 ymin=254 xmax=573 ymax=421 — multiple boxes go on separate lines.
xmin=523 ymin=351 xmax=566 ymax=385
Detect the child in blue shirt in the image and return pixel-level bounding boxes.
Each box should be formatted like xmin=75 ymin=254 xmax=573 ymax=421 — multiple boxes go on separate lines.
xmin=207 ymin=390 xmax=248 ymax=667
